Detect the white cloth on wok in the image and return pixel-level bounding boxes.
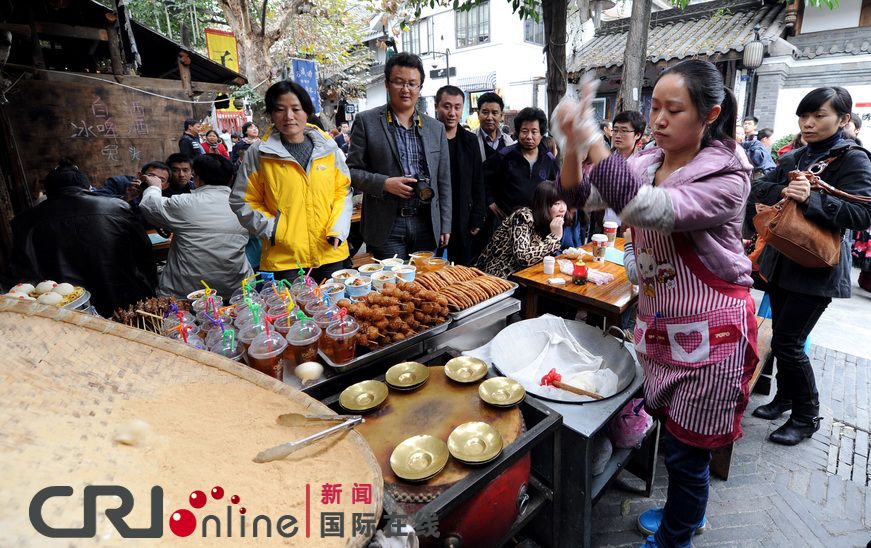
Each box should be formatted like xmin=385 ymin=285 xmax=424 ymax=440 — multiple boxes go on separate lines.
xmin=466 ymin=315 xmax=618 ymax=399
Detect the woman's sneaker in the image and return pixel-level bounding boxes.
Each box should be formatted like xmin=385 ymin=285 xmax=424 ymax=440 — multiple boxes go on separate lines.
xmin=637 ymin=507 xmax=708 ymax=536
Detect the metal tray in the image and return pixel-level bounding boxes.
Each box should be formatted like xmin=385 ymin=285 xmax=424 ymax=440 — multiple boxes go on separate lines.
xmin=63 ymin=289 xmax=91 ymax=311
xmin=319 ymin=318 xmax=452 ymax=372
xmin=448 ymin=281 xmax=519 ymax=320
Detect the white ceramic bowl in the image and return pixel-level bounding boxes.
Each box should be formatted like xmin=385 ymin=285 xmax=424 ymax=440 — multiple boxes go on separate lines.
xmin=344 ymin=276 xmax=372 ymax=298
xmin=392 ymin=265 xmax=417 ymax=282
xmin=370 ymin=271 xmax=398 ymax=291
xmin=358 ymin=263 xmax=384 ymax=275
xmin=330 ymin=269 xmax=359 ymax=283
xmin=379 ymin=258 xmax=405 ymax=269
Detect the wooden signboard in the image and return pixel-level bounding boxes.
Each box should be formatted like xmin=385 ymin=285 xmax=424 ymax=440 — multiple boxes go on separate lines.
xmin=6 ymin=73 xmax=218 ymax=196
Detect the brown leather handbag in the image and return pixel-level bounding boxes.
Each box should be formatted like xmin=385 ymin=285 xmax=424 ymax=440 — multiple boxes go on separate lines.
xmin=754 ymin=148 xmax=871 ymax=268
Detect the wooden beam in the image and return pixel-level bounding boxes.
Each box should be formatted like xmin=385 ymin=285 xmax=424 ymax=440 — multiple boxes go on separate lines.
xmin=37 ymin=22 xmax=108 ymax=41
xmin=0 ymin=23 xmax=30 ymax=38
xmin=178 ymin=51 xmax=193 ymax=97
xmin=104 ymin=14 xmax=125 ymax=76
xmin=0 ymin=22 xmax=108 ymax=41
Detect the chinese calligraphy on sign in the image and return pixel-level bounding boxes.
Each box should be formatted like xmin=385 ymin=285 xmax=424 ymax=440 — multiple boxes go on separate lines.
xmin=291 ymin=59 xmax=321 ymax=114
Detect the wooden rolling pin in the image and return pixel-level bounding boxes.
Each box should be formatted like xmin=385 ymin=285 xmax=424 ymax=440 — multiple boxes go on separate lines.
xmin=552 ymin=380 xmax=604 ymax=400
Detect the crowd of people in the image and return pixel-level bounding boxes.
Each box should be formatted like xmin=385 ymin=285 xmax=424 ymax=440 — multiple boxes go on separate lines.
xmin=6 ymin=50 xmax=871 ymax=548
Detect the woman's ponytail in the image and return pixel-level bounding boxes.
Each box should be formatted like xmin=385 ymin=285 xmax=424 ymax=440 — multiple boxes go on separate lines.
xmin=707 ymin=87 xmax=738 ymax=146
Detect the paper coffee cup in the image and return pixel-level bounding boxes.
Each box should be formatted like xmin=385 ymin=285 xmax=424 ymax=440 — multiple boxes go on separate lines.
xmin=591 ymin=234 xmax=608 ymax=262
xmin=603 ymin=221 xmax=618 ymax=246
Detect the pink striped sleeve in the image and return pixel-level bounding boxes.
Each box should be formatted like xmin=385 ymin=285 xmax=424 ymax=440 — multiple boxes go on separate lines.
xmin=556 ymin=171 xmax=592 ymax=209
xmin=588 ymin=153 xmax=645 ymax=213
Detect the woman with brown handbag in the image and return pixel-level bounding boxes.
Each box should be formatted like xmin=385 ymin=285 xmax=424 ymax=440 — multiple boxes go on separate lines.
xmin=751 ymin=87 xmax=871 ymax=445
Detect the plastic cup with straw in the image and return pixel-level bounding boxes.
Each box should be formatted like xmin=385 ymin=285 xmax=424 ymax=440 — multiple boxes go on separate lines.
xmin=284 ymin=310 xmax=322 ymax=368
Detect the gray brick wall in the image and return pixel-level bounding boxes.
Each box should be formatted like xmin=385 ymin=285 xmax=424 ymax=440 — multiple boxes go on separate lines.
xmin=751 ymin=53 xmax=871 ymax=129
xmin=753 ymin=61 xmax=790 ymax=131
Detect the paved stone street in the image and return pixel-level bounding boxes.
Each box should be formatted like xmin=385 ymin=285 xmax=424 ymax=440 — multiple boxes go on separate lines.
xmin=593 ymin=279 xmax=871 ymax=548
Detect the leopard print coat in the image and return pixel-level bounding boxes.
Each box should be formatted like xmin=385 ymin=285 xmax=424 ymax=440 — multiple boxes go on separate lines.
xmin=476 ymin=207 xmax=562 ymax=278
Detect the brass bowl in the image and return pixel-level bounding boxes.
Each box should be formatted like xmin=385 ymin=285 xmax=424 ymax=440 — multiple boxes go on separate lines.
xmin=386 ymin=362 xmax=430 ymax=389
xmin=448 ymin=422 xmax=503 ymax=464
xmin=479 ymin=377 xmax=525 ymax=407
xmin=389 ymin=435 xmax=449 ymax=481
xmin=445 ymin=356 xmax=489 ymax=383
xmin=339 ymin=380 xmax=389 ymax=412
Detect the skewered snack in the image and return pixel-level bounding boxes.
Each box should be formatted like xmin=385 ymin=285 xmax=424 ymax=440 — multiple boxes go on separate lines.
xmin=344 ymin=282 xmax=448 ymax=351
xmin=414 ymin=265 xmax=515 ymax=312
xmin=111 ymin=296 xmax=191 ymax=333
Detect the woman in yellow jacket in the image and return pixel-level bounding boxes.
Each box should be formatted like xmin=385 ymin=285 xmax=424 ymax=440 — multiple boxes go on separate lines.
xmin=230 ymin=80 xmax=353 ymax=282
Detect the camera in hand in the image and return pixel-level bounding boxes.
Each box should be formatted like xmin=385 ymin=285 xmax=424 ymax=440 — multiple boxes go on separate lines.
xmin=414 ymin=175 xmax=433 ymax=203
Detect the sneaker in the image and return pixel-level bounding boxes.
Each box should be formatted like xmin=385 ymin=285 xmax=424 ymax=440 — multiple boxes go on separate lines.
xmin=637 ymin=507 xmax=708 ymax=536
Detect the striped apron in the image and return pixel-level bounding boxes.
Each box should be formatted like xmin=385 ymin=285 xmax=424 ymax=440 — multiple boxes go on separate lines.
xmin=632 ymin=230 xmax=758 ymax=450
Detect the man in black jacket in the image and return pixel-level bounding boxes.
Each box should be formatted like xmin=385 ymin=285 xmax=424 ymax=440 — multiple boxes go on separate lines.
xmin=435 ymin=85 xmax=486 ymax=265
xmin=483 ymin=107 xmax=559 ymax=219
xmin=178 ymin=119 xmax=204 ymax=159
xmin=10 ymin=160 xmax=157 ymax=316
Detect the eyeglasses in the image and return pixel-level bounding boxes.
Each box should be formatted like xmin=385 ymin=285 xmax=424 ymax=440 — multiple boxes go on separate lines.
xmin=389 ymin=79 xmax=421 ymax=90
xmin=612 ymin=128 xmax=637 ymax=135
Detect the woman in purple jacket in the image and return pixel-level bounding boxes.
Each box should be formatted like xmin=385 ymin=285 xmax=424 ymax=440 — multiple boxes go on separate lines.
xmin=555 ymin=60 xmax=758 ymax=548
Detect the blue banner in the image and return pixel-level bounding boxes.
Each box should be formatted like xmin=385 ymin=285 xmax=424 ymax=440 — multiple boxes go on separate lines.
xmin=291 ymin=59 xmax=321 ymax=114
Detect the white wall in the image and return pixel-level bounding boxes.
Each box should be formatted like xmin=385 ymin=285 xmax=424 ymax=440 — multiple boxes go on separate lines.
xmin=365 ymin=1 xmax=547 ymax=115
xmin=772 ymin=83 xmax=871 ymax=145
xmin=802 ymin=0 xmax=862 ymax=33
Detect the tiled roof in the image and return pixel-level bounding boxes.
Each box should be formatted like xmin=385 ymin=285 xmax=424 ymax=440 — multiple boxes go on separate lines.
xmin=568 ymin=0 xmax=786 ymax=74
xmin=790 ymin=32 xmax=871 ymax=59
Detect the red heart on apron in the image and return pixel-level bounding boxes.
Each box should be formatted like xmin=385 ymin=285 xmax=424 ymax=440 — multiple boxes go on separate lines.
xmin=675 ymin=331 xmax=703 ymax=353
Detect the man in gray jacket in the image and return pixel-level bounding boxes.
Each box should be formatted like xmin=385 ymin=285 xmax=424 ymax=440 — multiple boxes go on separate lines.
xmin=140 ymin=153 xmax=252 ymax=298
xmin=346 ymin=52 xmax=451 ymax=259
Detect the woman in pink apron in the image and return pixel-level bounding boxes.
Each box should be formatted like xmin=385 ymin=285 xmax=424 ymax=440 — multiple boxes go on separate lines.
xmin=555 ymin=59 xmax=758 ymax=548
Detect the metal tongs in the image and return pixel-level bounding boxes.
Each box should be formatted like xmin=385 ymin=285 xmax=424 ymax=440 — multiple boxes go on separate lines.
xmin=253 ymin=413 xmax=363 ymax=463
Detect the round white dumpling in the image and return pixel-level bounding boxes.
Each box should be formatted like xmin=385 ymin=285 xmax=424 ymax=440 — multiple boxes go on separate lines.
xmin=4 ymin=292 xmax=35 ymax=301
xmin=113 ymin=419 xmax=153 ymax=447
xmin=12 ymin=283 xmax=35 ymax=294
xmin=53 ymin=283 xmax=75 ymax=296
xmin=295 ymin=361 xmax=323 ymax=381
xmin=35 ymin=280 xmax=57 ymax=294
xmin=37 ymin=292 xmax=63 ymax=305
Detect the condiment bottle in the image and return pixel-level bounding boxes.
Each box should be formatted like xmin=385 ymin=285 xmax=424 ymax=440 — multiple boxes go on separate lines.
xmin=572 ymin=261 xmax=588 ymax=285
xmin=543 ymin=256 xmax=555 ymax=275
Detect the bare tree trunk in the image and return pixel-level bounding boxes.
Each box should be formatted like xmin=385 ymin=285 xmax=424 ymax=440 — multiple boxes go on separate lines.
xmin=542 ymin=0 xmax=567 ymax=117
xmin=616 ymin=0 xmax=652 ymax=113
xmin=217 ymin=0 xmax=275 ymax=86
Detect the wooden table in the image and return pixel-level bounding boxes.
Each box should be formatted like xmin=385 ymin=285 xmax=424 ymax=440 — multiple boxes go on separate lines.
xmin=146 ymin=230 xmax=171 ymax=263
xmin=351 ymin=207 xmax=361 ymax=224
xmin=510 ymin=238 xmax=637 ymax=326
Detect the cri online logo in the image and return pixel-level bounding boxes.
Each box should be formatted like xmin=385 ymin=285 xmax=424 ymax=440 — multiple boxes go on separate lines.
xmin=30 ymin=485 xmax=300 ymax=539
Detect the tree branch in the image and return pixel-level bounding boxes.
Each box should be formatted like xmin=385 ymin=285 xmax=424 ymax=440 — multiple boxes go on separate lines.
xmin=266 ymin=0 xmax=302 ymax=45
xmin=260 ymin=0 xmax=268 ymax=37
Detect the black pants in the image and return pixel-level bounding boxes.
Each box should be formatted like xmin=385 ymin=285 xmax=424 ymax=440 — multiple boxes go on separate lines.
xmin=768 ymin=285 xmax=831 ymax=419
xmin=368 ymin=213 xmax=436 ymax=261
